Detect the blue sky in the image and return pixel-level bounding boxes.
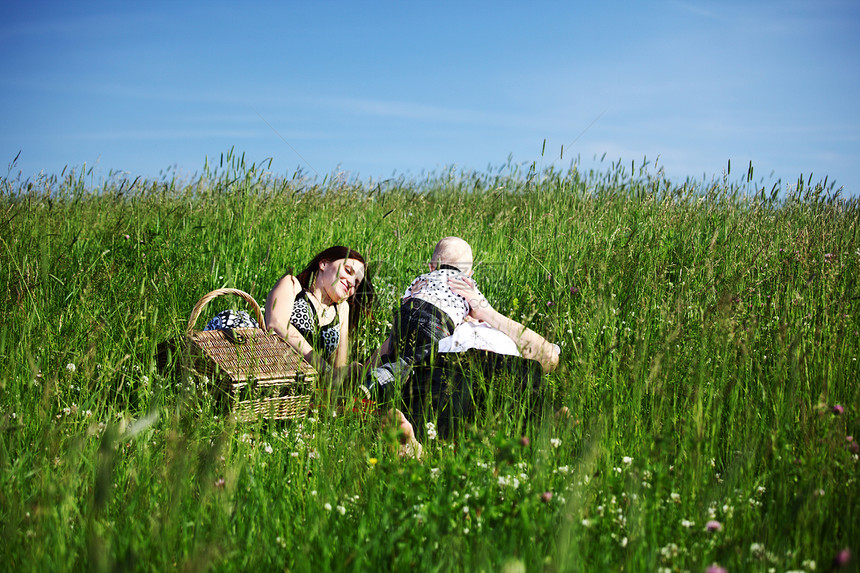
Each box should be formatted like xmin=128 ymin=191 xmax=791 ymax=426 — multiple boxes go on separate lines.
xmin=3 ymin=1 xmax=859 ymax=195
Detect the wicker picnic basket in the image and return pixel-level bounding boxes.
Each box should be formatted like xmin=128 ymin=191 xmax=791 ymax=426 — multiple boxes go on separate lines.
xmin=184 ymin=288 xmax=317 ymax=421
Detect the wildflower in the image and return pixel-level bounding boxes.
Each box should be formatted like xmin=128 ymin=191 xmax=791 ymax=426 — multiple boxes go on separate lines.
xmin=706 ymin=520 xmax=722 ymax=532
xmin=670 ymin=492 xmax=681 ymax=503
xmin=550 ymin=438 xmax=561 ymax=449
xmin=705 ymin=566 xmax=727 ymax=573
xmin=337 ymin=505 xmax=346 ymax=515
xmin=802 ymin=559 xmax=816 ymax=571
xmin=425 ymin=422 xmax=437 ymax=440
xmin=750 ymin=542 xmax=765 ymax=558
xmin=832 ymin=404 xmax=845 ymax=415
xmin=541 ymin=491 xmax=553 ymax=503
xmin=430 ymin=467 xmax=440 ymax=479
xmin=324 ymin=503 xmax=332 ymax=511
xmin=368 ymin=457 xmax=378 ymax=466
xmin=681 ymin=519 xmax=695 ymax=528
xmin=622 ymin=456 xmax=633 ymax=465
xmin=833 ymin=548 xmax=852 ymax=568
xmin=310 ymin=490 xmax=317 ymax=496
xmin=214 ymin=478 xmax=225 ymax=488
xmin=66 ymin=363 xmax=76 ymax=373
xmin=547 ymin=301 xmax=554 ymax=307
xmin=519 ymin=436 xmax=530 ymax=447
xmin=570 ymin=286 xmax=579 ymax=295
xmin=263 ymin=443 xmax=273 ymax=454
xmin=581 ymin=518 xmax=591 ymax=528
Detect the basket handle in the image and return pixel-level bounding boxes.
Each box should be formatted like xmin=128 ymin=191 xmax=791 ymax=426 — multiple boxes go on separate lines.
xmin=186 ymin=288 xmax=267 ymax=334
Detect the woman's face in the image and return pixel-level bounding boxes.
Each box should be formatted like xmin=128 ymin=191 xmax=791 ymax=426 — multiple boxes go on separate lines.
xmin=317 ymin=257 xmax=366 ymax=303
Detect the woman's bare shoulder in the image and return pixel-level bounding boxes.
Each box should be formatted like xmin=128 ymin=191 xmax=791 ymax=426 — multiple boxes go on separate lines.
xmin=270 ymin=274 xmax=301 ymax=294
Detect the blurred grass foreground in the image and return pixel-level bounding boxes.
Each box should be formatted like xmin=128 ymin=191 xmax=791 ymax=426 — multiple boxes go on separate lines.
xmin=1 ymin=152 xmax=857 ymax=571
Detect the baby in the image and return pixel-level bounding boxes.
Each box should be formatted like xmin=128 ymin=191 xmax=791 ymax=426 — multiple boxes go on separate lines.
xmin=362 ymin=236 xmax=484 ymax=402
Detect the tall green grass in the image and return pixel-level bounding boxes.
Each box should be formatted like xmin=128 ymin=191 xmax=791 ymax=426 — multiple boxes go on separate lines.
xmin=1 ymin=151 xmax=857 ymax=571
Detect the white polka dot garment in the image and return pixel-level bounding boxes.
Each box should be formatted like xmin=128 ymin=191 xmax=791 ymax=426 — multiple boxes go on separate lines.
xmin=403 ymin=268 xmax=483 ymax=326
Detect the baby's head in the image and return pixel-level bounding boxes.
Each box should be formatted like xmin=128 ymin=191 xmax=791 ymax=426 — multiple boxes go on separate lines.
xmin=430 ymin=236 xmax=473 ymax=276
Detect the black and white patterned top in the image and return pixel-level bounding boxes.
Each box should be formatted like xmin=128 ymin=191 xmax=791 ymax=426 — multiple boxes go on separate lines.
xmin=204 ymin=290 xmax=340 ymax=359
xmin=403 ymin=267 xmax=483 ymax=326
xmin=289 ymin=290 xmax=340 ymax=358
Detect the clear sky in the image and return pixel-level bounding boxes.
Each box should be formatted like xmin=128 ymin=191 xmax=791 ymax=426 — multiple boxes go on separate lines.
xmin=3 ymin=1 xmax=859 ymax=195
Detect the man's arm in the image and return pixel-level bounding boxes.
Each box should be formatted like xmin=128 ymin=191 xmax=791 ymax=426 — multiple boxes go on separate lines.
xmin=448 ymin=277 xmax=560 ymax=372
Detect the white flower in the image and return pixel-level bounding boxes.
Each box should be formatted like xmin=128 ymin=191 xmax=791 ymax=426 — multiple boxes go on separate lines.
xmin=263 ymin=443 xmax=273 ymax=454
xmin=581 ymin=519 xmax=591 ymax=527
xmin=670 ymin=492 xmax=681 ymax=502
xmin=324 ymin=503 xmax=332 ymax=511
xmin=336 ymin=505 xmax=346 ymax=515
xmin=66 ymin=363 xmax=76 ymax=373
xmin=425 ymin=422 xmax=437 ymax=440
xmin=550 ymin=438 xmax=561 ymax=448
xmin=680 ymin=519 xmax=695 ymax=528
xmin=622 ymin=456 xmax=633 ymax=465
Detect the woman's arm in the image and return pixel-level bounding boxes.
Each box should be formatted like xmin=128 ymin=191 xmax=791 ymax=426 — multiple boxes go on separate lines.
xmin=365 ymin=336 xmax=391 ymax=368
xmin=448 ymin=277 xmax=560 ymax=373
xmin=333 ymin=300 xmax=350 ymax=368
xmin=265 ymin=274 xmax=331 ymax=374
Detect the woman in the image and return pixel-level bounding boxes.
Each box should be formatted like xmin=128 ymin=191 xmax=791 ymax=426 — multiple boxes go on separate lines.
xmin=207 ymin=246 xmax=374 ymax=379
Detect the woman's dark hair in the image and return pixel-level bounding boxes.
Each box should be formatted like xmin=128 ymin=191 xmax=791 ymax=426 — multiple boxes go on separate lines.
xmin=295 ymin=246 xmax=375 ymax=330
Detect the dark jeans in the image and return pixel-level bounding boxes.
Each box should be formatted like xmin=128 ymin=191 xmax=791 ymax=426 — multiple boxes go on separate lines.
xmin=366 ymin=298 xmax=454 ymax=403
xmin=403 ymin=350 xmax=545 ymax=440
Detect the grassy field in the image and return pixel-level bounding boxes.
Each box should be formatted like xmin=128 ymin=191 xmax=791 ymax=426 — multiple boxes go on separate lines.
xmin=1 ymin=152 xmax=858 ymax=572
